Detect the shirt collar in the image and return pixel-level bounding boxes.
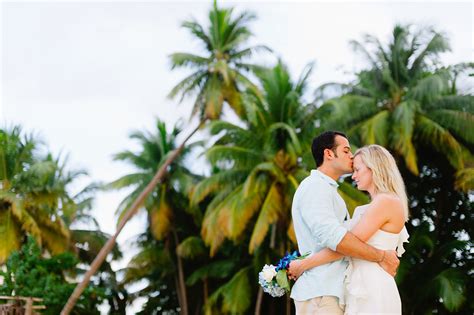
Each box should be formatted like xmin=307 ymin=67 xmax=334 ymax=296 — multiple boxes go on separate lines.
xmin=311 ymin=169 xmax=339 ymax=188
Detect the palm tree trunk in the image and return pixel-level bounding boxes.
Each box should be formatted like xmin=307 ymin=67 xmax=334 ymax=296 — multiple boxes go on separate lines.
xmin=203 ymin=277 xmax=209 ymax=304
xmin=254 ymin=287 xmax=263 ymax=315
xmin=175 ymin=274 xmax=184 ymax=311
xmin=60 ymin=121 xmax=204 ymax=315
xmin=255 ymin=224 xmax=276 ymax=314
xmin=270 ymin=223 xmax=276 ymax=250
xmin=173 ymin=228 xmax=188 ymax=315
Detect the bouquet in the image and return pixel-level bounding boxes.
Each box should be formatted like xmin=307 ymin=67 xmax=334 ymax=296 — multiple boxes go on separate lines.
xmin=258 ymin=251 xmax=309 ymax=297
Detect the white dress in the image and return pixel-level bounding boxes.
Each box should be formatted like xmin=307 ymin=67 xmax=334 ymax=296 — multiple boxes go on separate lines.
xmin=343 ymin=205 xmax=409 ymax=315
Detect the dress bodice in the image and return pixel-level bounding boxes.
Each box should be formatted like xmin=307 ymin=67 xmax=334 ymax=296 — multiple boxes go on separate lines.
xmin=345 ymin=205 xmax=409 ymax=256
xmin=343 ymin=204 xmax=409 ymax=315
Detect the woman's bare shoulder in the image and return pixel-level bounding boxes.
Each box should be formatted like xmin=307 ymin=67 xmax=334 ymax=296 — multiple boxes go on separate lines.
xmin=371 ymin=193 xmax=404 ymax=214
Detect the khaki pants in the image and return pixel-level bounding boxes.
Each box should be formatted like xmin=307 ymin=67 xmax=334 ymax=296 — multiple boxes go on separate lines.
xmin=294 ymin=296 xmax=344 ymax=315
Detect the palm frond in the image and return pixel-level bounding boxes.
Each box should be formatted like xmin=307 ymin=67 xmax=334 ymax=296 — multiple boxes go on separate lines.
xmin=203 ymin=75 xmax=225 ymax=119
xmin=170 ymin=52 xmax=209 ymax=69
xmin=105 ymin=173 xmax=149 ymax=190
xmin=187 ymin=259 xmax=236 ymax=287
xmin=201 ymin=195 xmax=228 ymax=256
xmin=318 ymin=95 xmax=379 ymax=131
xmin=206 ymin=145 xmax=261 ymax=168
xmin=424 ymin=95 xmax=474 ymax=113
xmin=455 ymin=167 xmax=474 ymax=192
xmin=392 ymin=101 xmax=419 ymax=174
xmin=249 ymin=183 xmax=284 ymax=253
xmin=432 ymin=269 xmax=466 ymax=312
xmin=168 ymin=70 xmax=208 ymax=102
xmin=358 ymin=110 xmax=390 ymax=146
xmin=190 ymin=169 xmax=247 ymax=205
xmin=410 ymin=31 xmax=450 ymax=77
xmin=182 ymin=20 xmax=213 ymax=50
xmin=149 ymin=192 xmax=172 ymax=241
xmin=0 ymin=209 xmax=21 ymax=263
xmin=425 ymin=109 xmax=474 ymax=144
xmin=415 ymin=115 xmax=465 ymax=170
xmin=229 ymin=45 xmax=272 ymax=60
xmin=409 ymin=70 xmax=450 ymax=104
xmin=220 ymin=267 xmax=252 ymax=314
xmin=176 ymin=236 xmax=207 ymax=259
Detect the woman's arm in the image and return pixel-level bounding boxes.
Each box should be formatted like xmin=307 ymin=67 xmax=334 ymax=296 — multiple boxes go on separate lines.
xmin=288 ymin=196 xmax=400 ymax=279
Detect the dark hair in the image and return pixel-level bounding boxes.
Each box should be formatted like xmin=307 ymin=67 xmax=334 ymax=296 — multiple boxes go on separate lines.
xmin=311 ymin=131 xmax=347 ymax=167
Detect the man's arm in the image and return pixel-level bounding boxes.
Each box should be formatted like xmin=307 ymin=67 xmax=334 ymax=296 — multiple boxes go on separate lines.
xmin=300 ymin=185 xmax=347 ymax=251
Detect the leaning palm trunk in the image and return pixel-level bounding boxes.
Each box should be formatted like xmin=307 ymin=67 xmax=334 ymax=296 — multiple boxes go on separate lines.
xmin=61 ymin=121 xmax=203 ymax=315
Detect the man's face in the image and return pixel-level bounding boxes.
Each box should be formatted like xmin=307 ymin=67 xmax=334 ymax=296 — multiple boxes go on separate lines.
xmin=330 ymin=135 xmax=353 ymax=174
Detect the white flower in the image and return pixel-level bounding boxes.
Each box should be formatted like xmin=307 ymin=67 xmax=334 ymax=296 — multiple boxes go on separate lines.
xmin=261 ymin=264 xmax=277 ymax=282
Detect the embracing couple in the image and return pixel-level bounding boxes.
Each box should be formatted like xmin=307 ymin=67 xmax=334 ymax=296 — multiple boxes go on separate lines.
xmin=288 ymin=131 xmax=409 ymax=315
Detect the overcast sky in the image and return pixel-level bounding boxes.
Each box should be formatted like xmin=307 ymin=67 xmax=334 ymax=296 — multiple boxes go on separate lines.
xmin=1 ymin=0 xmax=473 ymax=313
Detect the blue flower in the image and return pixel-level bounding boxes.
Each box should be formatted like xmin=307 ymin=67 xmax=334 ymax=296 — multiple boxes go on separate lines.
xmin=275 ymin=251 xmax=301 ymax=272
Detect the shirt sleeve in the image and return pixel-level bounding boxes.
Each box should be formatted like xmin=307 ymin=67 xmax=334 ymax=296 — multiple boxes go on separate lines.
xmin=299 ymin=183 xmax=347 ymax=251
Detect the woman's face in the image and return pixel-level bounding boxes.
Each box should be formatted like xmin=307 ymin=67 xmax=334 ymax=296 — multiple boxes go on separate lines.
xmin=351 ymin=155 xmax=373 ymax=192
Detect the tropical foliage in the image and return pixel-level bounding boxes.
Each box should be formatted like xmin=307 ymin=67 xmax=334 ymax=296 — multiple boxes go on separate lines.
xmin=316 ymin=25 xmax=474 ymax=177
xmin=2 ymin=3 xmax=473 ymax=315
xmin=168 ymin=1 xmax=269 ymax=120
xmin=0 ymin=237 xmax=104 ymax=314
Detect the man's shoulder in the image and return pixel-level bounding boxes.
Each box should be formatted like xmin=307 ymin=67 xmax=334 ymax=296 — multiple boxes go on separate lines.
xmin=298 ymin=172 xmax=325 ymax=187
xmin=295 ymin=174 xmax=332 ymax=197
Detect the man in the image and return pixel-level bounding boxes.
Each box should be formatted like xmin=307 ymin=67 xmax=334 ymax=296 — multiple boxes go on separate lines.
xmin=289 ymin=131 xmax=399 ymax=314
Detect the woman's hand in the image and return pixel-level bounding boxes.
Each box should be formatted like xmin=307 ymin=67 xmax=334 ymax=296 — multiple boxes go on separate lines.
xmin=287 ymin=259 xmax=307 ymax=280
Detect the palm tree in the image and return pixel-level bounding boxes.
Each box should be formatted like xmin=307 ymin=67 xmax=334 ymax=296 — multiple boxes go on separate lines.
xmin=0 ymin=126 xmax=76 ymax=262
xmin=62 ymin=3 xmax=268 ymax=311
xmin=316 ymin=25 xmax=474 ymax=176
xmin=106 ymin=119 xmax=199 ymax=315
xmin=192 ymin=62 xmax=367 ymax=314
xmin=168 ymin=1 xmax=269 ymax=120
xmin=314 ymin=25 xmax=474 ymax=313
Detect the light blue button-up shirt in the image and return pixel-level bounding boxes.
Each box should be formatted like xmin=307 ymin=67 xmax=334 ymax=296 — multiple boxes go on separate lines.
xmin=290 ymin=170 xmax=349 ymax=302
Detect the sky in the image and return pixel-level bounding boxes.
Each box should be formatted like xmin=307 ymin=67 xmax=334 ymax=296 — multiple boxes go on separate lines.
xmin=1 ymin=0 xmax=473 ymax=313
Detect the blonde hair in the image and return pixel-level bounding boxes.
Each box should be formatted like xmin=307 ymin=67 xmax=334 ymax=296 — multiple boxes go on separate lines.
xmin=354 ymin=145 xmax=409 ymax=220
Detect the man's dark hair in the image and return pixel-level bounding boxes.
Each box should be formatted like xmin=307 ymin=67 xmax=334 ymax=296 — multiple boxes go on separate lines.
xmin=311 ymin=131 xmax=348 ymax=167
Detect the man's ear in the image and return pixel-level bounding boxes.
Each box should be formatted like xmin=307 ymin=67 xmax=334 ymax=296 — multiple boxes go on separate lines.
xmin=324 ymin=148 xmax=334 ymax=160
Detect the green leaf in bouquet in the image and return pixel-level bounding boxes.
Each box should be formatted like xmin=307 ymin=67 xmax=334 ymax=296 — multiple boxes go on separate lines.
xmin=276 ymin=269 xmax=290 ymax=292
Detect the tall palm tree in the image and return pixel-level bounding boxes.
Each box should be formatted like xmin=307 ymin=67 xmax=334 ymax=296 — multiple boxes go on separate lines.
xmin=106 ymin=119 xmax=199 ymax=315
xmin=316 ymin=25 xmax=474 ymax=176
xmin=315 ymin=25 xmax=474 ymax=313
xmin=62 ymin=4 xmax=268 ymax=311
xmin=0 ymin=126 xmax=76 ymax=262
xmin=192 ymin=62 xmax=367 ymax=314
xmin=168 ymin=1 xmax=269 ymax=120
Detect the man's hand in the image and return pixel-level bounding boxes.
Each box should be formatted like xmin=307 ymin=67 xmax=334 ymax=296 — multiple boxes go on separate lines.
xmin=287 ymin=260 xmax=306 ymax=281
xmin=378 ymin=250 xmax=399 ymax=277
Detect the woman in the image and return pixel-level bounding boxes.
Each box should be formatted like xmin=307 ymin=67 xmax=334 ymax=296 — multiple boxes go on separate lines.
xmin=288 ymin=144 xmax=409 ymax=315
